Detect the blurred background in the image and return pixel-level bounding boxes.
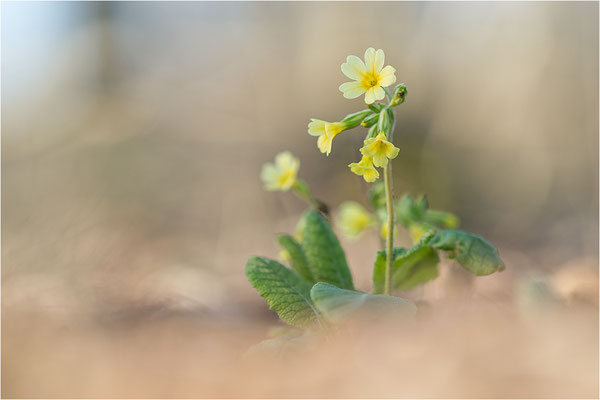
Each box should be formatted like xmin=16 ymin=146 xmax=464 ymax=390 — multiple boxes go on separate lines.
xmin=2 ymin=2 xmax=598 ymax=398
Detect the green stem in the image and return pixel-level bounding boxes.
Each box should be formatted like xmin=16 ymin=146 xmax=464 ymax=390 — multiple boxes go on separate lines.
xmin=383 ymin=88 xmax=397 ymax=296
xmin=383 ymin=163 xmax=394 ymax=295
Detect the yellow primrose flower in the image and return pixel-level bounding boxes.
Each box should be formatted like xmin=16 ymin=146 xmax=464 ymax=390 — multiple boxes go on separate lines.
xmin=336 ymin=201 xmax=376 ymax=239
xmin=260 ymin=151 xmax=300 ymax=191
xmin=308 ymin=119 xmax=346 ymax=155
xmin=360 ymin=133 xmax=399 ymax=168
xmin=349 ymin=155 xmax=380 ymax=183
xmin=339 ymin=48 xmax=397 ymax=104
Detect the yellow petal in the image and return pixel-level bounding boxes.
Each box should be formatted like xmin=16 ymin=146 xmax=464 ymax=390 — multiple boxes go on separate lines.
xmin=324 ymin=122 xmax=344 ymax=139
xmin=378 ymin=65 xmax=396 ymax=87
xmin=363 ymin=167 xmax=380 ymax=182
xmin=373 ymin=86 xmax=386 ymax=101
xmin=386 ymin=144 xmax=400 ymax=160
xmin=373 ymin=49 xmax=385 ymax=73
xmin=364 ymin=48 xmax=376 ymax=72
xmin=317 ymin=134 xmax=333 ymax=155
xmin=308 ymin=119 xmax=326 ymax=137
xmin=364 ymin=87 xmax=377 ymax=104
xmin=341 ymin=55 xmax=367 ymax=80
xmin=339 ymin=81 xmax=366 ymax=99
xmin=372 ymin=152 xmax=388 ymax=168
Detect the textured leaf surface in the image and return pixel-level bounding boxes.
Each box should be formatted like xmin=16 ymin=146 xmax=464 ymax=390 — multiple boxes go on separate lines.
xmin=301 ymin=211 xmax=354 ymax=290
xmin=311 ymin=282 xmax=416 ymax=323
xmin=277 ymin=234 xmax=314 ymax=283
xmin=427 ymin=229 xmax=505 ymax=276
xmin=245 ymin=256 xmax=320 ymax=328
xmin=372 ymin=244 xmax=439 ymax=294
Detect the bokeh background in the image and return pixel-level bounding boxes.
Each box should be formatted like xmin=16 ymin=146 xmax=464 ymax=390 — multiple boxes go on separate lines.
xmin=2 ymin=2 xmax=598 ymax=398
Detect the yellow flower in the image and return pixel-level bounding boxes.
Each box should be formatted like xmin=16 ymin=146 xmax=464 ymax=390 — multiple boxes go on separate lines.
xmin=308 ymin=119 xmax=346 ymax=155
xmin=360 ymin=133 xmax=399 ymax=168
xmin=336 ymin=201 xmax=376 ymax=239
xmin=260 ymin=151 xmax=300 ymax=191
xmin=349 ymin=155 xmax=380 ymax=182
xmin=339 ymin=48 xmax=397 ymax=104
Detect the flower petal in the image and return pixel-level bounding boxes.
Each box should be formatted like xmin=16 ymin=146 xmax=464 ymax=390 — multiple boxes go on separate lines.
xmin=364 ymin=87 xmax=378 ymax=104
xmin=317 ymin=134 xmax=333 ymax=155
xmin=373 ymin=86 xmax=386 ymax=101
xmin=339 ymin=81 xmax=366 ymax=99
xmin=364 ymin=48 xmax=376 ymax=72
xmin=341 ymin=55 xmax=367 ymax=80
xmin=386 ymin=144 xmax=400 ymax=160
xmin=374 ymin=49 xmax=385 ymax=73
xmin=308 ymin=119 xmax=326 ymax=137
xmin=378 ymin=65 xmax=396 ymax=87
xmin=363 ymin=168 xmax=379 ymax=182
xmin=372 ymin=153 xmax=388 ymax=168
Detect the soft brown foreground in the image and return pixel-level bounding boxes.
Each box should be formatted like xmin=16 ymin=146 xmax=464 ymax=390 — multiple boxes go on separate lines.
xmin=3 ymin=298 xmax=598 ymax=398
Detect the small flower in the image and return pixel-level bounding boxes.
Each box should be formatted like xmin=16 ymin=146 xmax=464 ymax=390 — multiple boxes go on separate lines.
xmin=260 ymin=151 xmax=300 ymax=191
xmin=339 ymin=48 xmax=397 ymax=104
xmin=308 ymin=119 xmax=346 ymax=155
xmin=336 ymin=201 xmax=376 ymax=239
xmin=349 ymin=155 xmax=380 ymax=182
xmin=360 ymin=133 xmax=399 ymax=168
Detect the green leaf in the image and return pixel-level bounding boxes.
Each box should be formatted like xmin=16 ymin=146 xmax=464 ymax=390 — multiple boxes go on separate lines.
xmin=245 ymin=256 xmax=321 ymax=328
xmin=301 ymin=211 xmax=354 ymax=290
xmin=372 ymin=244 xmax=440 ymax=294
xmin=427 ymin=229 xmax=505 ymax=276
xmin=310 ymin=282 xmax=416 ymax=323
xmin=277 ymin=234 xmax=314 ymax=283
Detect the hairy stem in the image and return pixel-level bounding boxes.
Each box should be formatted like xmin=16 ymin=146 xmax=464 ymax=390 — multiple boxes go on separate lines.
xmin=383 ymin=162 xmax=394 ymax=295
xmin=383 ymin=91 xmax=397 ymax=296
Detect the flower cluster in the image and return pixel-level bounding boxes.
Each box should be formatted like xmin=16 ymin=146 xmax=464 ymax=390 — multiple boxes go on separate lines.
xmin=306 ymin=48 xmax=405 ymax=182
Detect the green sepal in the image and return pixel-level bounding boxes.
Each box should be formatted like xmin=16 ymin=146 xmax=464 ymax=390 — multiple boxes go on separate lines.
xmin=368 ymin=103 xmax=383 ymax=113
xmin=372 ymin=244 xmax=440 ymax=294
xmin=361 ymin=112 xmax=380 ymax=128
xmin=311 ymin=282 xmax=416 ymax=324
xmin=277 ymin=234 xmax=314 ymax=283
xmin=301 ymin=211 xmax=354 ymax=290
xmin=377 ymin=107 xmax=390 ymax=136
xmin=245 ymin=256 xmax=321 ymax=328
xmin=341 ymin=109 xmax=372 ymax=129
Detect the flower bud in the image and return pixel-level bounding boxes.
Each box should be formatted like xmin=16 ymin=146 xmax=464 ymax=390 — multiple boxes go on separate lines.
xmin=389 ymin=84 xmax=407 ymax=107
xmin=341 ymin=109 xmax=372 ymax=129
xmin=361 ymin=112 xmax=380 ymax=127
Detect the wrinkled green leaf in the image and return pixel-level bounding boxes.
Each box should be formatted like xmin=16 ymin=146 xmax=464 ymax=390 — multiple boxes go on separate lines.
xmin=372 ymin=244 xmax=440 ymax=294
xmin=277 ymin=234 xmax=314 ymax=283
xmin=427 ymin=229 xmax=505 ymax=276
xmin=311 ymin=282 xmax=416 ymax=323
xmin=302 ymin=211 xmax=354 ymax=290
xmin=245 ymin=256 xmax=321 ymax=328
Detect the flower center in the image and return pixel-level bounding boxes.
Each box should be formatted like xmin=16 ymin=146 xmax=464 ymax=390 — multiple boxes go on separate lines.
xmin=363 ymin=73 xmax=379 ymax=88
